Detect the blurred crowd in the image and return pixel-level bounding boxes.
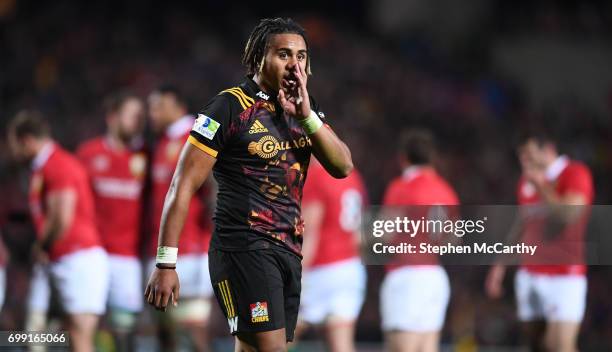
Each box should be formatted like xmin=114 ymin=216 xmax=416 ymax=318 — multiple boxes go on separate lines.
xmin=1 ymin=0 xmax=612 ymax=350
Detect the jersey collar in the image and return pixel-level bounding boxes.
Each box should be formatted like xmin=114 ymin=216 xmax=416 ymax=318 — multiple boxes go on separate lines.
xmin=402 ymin=165 xmax=434 ymax=181
xmin=31 ymin=141 xmax=55 ymax=171
xmin=243 ymin=76 xmax=275 ymax=103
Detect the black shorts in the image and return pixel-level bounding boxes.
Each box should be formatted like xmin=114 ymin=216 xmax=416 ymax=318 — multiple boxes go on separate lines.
xmin=208 ymin=247 xmax=302 ymax=342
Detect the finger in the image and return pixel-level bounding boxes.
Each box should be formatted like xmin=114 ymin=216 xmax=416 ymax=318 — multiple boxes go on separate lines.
xmin=147 ymin=287 xmax=155 ymax=305
xmin=278 ymin=89 xmax=287 ymax=105
xmin=144 ymin=284 xmax=151 ymax=298
xmin=154 ymin=288 xmax=163 ymax=309
xmin=172 ymin=285 xmax=180 ymax=307
xmin=160 ymin=290 xmax=170 ymax=312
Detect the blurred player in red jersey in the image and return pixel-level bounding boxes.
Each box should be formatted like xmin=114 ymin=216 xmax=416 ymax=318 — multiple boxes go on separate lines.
xmin=298 ymin=157 xmax=367 ymax=352
xmin=77 ymin=92 xmax=146 ymax=351
xmin=8 ymin=111 xmax=110 ymax=352
xmin=147 ymin=85 xmax=213 ymax=351
xmin=486 ymin=131 xmax=593 ymax=352
xmin=380 ymin=129 xmax=459 ymax=352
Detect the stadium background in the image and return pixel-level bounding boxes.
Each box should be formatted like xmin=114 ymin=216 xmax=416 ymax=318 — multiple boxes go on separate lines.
xmin=1 ymin=0 xmax=612 ymax=350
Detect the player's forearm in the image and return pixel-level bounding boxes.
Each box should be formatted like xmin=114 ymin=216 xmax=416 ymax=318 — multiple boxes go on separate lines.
xmin=157 ymin=143 xmax=215 ymax=248
xmin=157 ymin=182 xmax=194 ymax=248
xmin=536 ymin=184 xmax=584 ymax=223
xmin=310 ymin=126 xmax=353 ymax=178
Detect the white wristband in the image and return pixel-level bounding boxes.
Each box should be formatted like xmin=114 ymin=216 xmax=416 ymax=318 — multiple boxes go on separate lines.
xmin=300 ymin=110 xmax=323 ymax=135
xmin=156 ymin=246 xmax=178 ymax=265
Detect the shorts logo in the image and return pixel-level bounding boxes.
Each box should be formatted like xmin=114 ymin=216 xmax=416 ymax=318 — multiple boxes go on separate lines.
xmin=249 ymin=120 xmax=269 ymax=134
xmin=193 ymin=114 xmax=221 ymax=140
xmin=228 ymin=316 xmax=238 ymax=333
xmin=250 ymin=302 xmax=269 ymax=323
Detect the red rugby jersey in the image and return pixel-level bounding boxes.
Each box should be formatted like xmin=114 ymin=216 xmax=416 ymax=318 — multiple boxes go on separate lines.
xmin=302 ymin=159 xmax=367 ymax=267
xmin=29 ymin=143 xmax=101 ymax=261
xmin=77 ymin=137 xmax=146 ymax=257
xmin=382 ymin=166 xmax=459 ymax=270
xmin=518 ymin=156 xmax=593 ymax=275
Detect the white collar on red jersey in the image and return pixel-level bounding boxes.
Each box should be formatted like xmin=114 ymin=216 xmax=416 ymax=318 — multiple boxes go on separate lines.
xmin=546 ymin=155 xmax=569 ymax=181
xmin=31 ymin=141 xmax=55 ymax=171
xmin=166 ymin=115 xmax=194 ymax=139
xmin=402 ymin=165 xmax=432 ymax=181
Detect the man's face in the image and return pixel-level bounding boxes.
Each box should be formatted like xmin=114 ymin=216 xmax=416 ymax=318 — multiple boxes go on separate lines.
xmin=260 ymin=33 xmax=308 ymax=93
xmin=113 ymin=97 xmax=144 ymax=141
xmin=518 ymin=139 xmax=552 ymax=171
xmin=148 ymin=92 xmax=181 ymax=133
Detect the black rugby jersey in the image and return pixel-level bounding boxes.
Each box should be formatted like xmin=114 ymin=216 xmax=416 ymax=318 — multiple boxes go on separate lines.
xmin=188 ymin=77 xmax=328 ymax=256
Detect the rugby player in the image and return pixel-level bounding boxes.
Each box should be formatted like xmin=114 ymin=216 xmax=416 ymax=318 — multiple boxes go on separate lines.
xmin=380 ymin=129 xmax=459 ymax=352
xmin=77 ymin=92 xmax=146 ymax=350
xmin=485 ymin=131 xmax=593 ymax=352
xmin=147 ymin=85 xmax=214 ymax=351
xmin=8 ymin=111 xmax=110 ymax=352
xmin=298 ymin=158 xmax=367 ymax=352
xmin=144 ymin=18 xmax=353 ymax=352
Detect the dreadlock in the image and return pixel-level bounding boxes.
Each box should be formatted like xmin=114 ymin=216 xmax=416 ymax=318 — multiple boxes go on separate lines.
xmin=242 ymin=18 xmax=311 ymax=76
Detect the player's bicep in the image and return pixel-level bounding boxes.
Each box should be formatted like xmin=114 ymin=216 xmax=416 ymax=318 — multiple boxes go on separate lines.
xmin=173 ymin=142 xmax=216 ymax=195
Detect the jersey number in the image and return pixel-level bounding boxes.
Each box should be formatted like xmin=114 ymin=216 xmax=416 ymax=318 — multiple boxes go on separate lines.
xmin=339 ymin=189 xmax=363 ymax=232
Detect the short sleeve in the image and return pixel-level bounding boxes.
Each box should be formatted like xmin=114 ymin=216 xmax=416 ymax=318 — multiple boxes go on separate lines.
xmin=189 ymin=94 xmax=233 ymax=158
xmin=558 ymin=164 xmax=593 ymax=202
xmin=44 ymin=166 xmax=77 ymax=193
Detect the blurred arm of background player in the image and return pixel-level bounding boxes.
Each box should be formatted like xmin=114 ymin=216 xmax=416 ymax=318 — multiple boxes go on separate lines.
xmin=33 ymin=189 xmax=77 ymax=263
xmin=485 ymin=215 xmax=525 ymax=299
xmin=300 ymin=201 xmax=325 ymax=269
xmin=145 ymin=143 xmax=215 ymax=311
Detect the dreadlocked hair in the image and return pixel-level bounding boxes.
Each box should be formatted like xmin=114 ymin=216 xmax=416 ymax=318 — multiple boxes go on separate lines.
xmin=242 ymin=18 xmax=311 ymax=76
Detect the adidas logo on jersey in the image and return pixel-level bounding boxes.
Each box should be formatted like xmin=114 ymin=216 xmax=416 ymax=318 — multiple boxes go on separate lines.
xmin=249 ymin=120 xmax=268 ymax=134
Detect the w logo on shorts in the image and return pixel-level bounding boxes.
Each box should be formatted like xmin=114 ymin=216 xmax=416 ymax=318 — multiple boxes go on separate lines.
xmin=227 ymin=316 xmax=238 ymax=333
xmin=217 ymin=280 xmax=238 ymax=333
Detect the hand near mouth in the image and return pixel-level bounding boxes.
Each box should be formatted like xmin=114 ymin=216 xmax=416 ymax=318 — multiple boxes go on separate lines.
xmin=278 ymin=63 xmax=310 ymax=120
